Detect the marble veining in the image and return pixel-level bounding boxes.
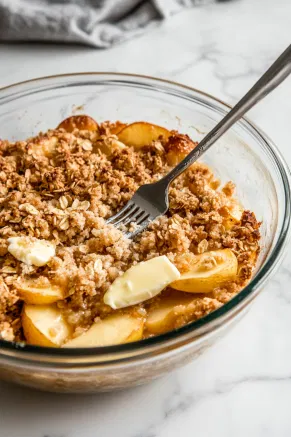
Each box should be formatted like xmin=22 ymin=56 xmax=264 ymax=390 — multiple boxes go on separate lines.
xmin=0 ymin=0 xmax=291 ymax=435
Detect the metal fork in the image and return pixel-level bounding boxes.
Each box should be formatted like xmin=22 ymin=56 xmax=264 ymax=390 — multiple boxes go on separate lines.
xmin=107 ymin=44 xmax=291 ymax=238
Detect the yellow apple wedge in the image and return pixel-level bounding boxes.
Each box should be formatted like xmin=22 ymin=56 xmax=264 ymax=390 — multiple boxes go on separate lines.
xmin=145 ymin=295 xmax=196 ymax=335
xmin=94 ymin=137 xmax=126 ymax=157
xmin=57 ymin=115 xmax=99 ymax=132
xmin=28 ymin=136 xmax=58 ymax=158
xmin=117 ymin=122 xmax=171 ymax=148
xmin=165 ymin=133 xmax=197 ymax=166
xmin=22 ymin=304 xmax=71 ymax=347
xmin=16 ymin=278 xmax=65 ymax=305
xmin=222 ymin=201 xmax=244 ymax=230
xmin=170 ymin=249 xmax=238 ymax=293
xmin=63 ymin=313 xmax=144 ymax=348
xmin=110 ymin=122 xmax=127 ymax=135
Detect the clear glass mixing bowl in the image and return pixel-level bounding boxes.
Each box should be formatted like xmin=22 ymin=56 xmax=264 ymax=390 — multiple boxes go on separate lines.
xmin=0 ymin=73 xmax=290 ymax=393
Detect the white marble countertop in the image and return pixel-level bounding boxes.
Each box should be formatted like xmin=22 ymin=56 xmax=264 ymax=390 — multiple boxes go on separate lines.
xmin=1 ymin=0 xmax=291 ymax=435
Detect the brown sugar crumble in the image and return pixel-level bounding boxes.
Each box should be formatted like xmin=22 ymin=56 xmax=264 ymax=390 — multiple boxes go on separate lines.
xmin=0 ymin=117 xmax=261 ymax=345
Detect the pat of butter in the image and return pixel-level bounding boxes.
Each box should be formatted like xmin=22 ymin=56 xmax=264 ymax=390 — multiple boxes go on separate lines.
xmin=104 ymin=255 xmax=180 ymax=309
xmin=8 ymin=236 xmax=55 ymax=267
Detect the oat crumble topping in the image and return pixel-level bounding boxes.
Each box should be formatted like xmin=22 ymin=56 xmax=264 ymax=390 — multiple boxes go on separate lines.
xmin=0 ymin=117 xmax=261 ymax=344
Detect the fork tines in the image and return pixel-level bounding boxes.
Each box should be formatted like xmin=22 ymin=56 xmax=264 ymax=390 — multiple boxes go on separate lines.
xmin=107 ymin=201 xmax=150 ymax=228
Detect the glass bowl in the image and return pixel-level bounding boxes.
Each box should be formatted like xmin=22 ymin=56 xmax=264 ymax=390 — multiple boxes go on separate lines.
xmin=0 ymin=73 xmax=290 ymax=393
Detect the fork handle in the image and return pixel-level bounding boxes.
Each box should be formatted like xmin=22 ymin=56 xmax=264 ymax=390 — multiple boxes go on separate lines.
xmin=161 ymin=44 xmax=291 ymax=187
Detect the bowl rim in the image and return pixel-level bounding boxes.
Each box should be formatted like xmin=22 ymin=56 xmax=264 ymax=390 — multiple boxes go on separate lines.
xmin=0 ymin=72 xmax=290 ymax=362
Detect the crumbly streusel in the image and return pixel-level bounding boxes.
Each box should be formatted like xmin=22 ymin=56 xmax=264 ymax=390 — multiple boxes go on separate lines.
xmin=0 ymin=119 xmax=260 ymax=342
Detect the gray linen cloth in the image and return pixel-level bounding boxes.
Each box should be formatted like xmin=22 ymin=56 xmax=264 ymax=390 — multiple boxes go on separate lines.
xmin=0 ymin=0 xmax=220 ymax=48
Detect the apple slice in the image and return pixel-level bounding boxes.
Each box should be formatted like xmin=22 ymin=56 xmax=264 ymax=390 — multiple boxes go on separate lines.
xmin=63 ymin=313 xmax=144 ymax=348
xmin=145 ymin=295 xmax=196 ymax=335
xmin=57 ymin=115 xmax=98 ymax=132
xmin=110 ymin=122 xmax=127 ymax=135
xmin=222 ymin=201 xmax=244 ymax=230
xmin=22 ymin=304 xmax=71 ymax=347
xmin=170 ymin=249 xmax=238 ymax=293
xmin=165 ymin=133 xmax=197 ymax=166
xmin=103 ymin=256 xmax=180 ymax=309
xmin=15 ymin=278 xmax=65 ymax=305
xmin=28 ymin=136 xmax=58 ymax=158
xmin=117 ymin=122 xmax=171 ymax=148
xmin=94 ymin=137 xmax=126 ymax=157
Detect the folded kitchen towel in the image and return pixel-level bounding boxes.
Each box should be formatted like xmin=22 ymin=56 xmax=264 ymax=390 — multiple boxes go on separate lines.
xmin=0 ymin=0 xmax=225 ymax=48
